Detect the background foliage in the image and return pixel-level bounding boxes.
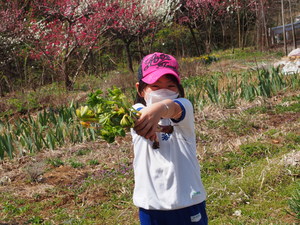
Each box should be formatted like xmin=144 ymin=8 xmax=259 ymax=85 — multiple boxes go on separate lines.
xmin=0 ymin=0 xmax=300 ymax=95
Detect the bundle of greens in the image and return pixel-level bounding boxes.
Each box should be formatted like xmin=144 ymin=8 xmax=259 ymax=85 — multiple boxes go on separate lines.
xmin=76 ymin=87 xmax=139 ymax=143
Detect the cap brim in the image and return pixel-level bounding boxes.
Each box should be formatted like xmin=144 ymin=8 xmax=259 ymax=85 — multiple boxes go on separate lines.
xmin=141 ymin=69 xmax=180 ymax=84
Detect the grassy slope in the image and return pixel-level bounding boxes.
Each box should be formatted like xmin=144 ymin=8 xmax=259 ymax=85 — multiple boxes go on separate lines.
xmin=0 ymin=48 xmax=299 ymax=224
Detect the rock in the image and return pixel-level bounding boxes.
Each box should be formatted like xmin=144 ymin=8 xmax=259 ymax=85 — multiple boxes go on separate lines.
xmin=0 ymin=176 xmax=11 ymax=185
xmin=288 ymin=48 xmax=300 ymax=57
xmin=274 ymin=49 xmax=300 ymax=75
xmin=282 ymin=60 xmax=300 ymax=75
xmin=233 ymin=210 xmax=242 ymax=217
xmin=274 ymin=58 xmax=289 ymax=68
xmin=282 ymin=150 xmax=300 ymax=167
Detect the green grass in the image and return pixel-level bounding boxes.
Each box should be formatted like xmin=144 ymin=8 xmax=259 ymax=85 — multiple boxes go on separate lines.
xmin=214 ymin=47 xmax=283 ymax=61
xmin=203 ymin=154 xmax=297 ymax=224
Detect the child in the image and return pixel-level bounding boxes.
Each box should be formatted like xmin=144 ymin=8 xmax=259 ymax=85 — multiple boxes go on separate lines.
xmin=131 ymin=52 xmax=208 ymax=225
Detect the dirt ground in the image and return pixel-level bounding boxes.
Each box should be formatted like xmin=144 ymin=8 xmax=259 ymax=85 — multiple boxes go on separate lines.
xmin=1 ymin=93 xmax=299 ymax=217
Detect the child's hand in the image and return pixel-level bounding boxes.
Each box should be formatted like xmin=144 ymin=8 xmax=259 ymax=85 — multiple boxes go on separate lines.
xmin=133 ymin=99 xmax=181 ymax=141
xmin=133 ymin=103 xmax=164 ymax=141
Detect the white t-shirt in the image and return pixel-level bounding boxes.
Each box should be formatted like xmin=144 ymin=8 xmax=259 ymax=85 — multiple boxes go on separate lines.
xmin=130 ymin=98 xmax=206 ymax=210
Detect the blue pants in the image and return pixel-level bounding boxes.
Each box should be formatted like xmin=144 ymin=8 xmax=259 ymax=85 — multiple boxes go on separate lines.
xmin=139 ymin=201 xmax=208 ymax=225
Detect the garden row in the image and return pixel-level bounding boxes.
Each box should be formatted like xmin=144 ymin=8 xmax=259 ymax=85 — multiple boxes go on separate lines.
xmin=1 ymin=67 xmax=299 ymax=159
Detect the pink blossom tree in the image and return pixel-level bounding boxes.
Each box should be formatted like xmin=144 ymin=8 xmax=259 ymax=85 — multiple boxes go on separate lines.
xmin=0 ymin=0 xmax=27 ymax=94
xmin=105 ymin=0 xmax=181 ymax=72
xmin=1 ymin=0 xmax=181 ymax=90
xmin=23 ymin=0 xmax=113 ymax=90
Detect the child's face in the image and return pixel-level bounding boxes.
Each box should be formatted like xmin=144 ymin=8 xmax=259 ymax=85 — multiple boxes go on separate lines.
xmin=137 ymin=75 xmax=179 ymax=99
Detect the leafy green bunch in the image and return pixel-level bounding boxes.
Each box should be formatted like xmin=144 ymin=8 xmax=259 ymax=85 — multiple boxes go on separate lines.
xmin=76 ymin=87 xmax=139 ymax=143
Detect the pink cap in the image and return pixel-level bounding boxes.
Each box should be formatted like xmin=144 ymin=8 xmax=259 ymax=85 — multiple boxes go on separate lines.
xmin=139 ymin=52 xmax=180 ymax=84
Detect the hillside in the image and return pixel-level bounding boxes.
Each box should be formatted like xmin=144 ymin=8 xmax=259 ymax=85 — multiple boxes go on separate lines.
xmin=0 ymin=49 xmax=299 ymax=224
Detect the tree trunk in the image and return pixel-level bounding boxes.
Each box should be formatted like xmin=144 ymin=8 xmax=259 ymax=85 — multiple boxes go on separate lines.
xmin=64 ymin=71 xmax=72 ymax=91
xmin=188 ymin=23 xmax=201 ymax=56
xmin=281 ymin=0 xmax=288 ymax=56
xmin=62 ymin=58 xmax=72 ymax=91
xmin=255 ymin=1 xmax=260 ymax=50
xmin=288 ymin=0 xmax=297 ymax=49
xmin=124 ymin=40 xmax=134 ymax=73
xmin=220 ymin=21 xmax=226 ymax=49
xmin=236 ymin=0 xmax=241 ymax=48
xmin=260 ymin=0 xmax=269 ymax=49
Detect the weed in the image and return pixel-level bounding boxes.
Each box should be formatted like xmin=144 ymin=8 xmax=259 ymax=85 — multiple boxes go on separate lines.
xmin=240 ymin=142 xmax=279 ymax=159
xmin=47 ymin=158 xmax=64 ymax=167
xmin=76 ymin=148 xmax=92 ymax=156
xmin=26 ymin=216 xmax=44 ymax=224
xmin=88 ymin=159 xmax=100 ymax=166
xmin=69 ymin=159 xmax=85 ymax=169
xmin=205 ymin=120 xmax=220 ymax=129
xmin=7 ymin=98 xmax=24 ymax=113
xmin=282 ymin=95 xmax=300 ymax=102
xmin=245 ymin=105 xmax=268 ymax=115
xmin=222 ymin=118 xmax=256 ymax=136
xmin=2 ymin=201 xmax=21 ymax=215
xmin=51 ymin=207 xmax=70 ymax=221
xmin=285 ymin=132 xmax=300 ymax=144
xmin=275 ymin=102 xmax=300 ymax=113
xmin=264 ymin=128 xmax=280 ymax=138
xmin=287 ymin=182 xmax=300 ymax=221
xmin=25 ymin=161 xmax=46 ymax=182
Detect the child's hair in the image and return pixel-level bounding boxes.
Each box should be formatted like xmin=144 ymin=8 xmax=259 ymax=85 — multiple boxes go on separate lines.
xmin=135 ymin=74 xmax=185 ymax=104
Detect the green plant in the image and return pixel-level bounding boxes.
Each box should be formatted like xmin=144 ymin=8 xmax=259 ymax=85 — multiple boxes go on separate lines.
xmin=76 ymin=148 xmax=92 ymax=156
xmin=76 ymin=87 xmax=139 ymax=143
xmin=264 ymin=129 xmax=279 ymax=138
xmin=222 ymin=118 xmax=256 ymax=136
xmin=7 ymin=98 xmax=24 ymax=113
xmin=0 ymin=102 xmax=100 ymax=160
xmin=257 ymin=68 xmax=285 ymax=98
xmin=69 ymin=159 xmax=84 ymax=169
xmin=245 ymin=105 xmax=268 ymax=115
xmin=47 ymin=158 xmax=64 ymax=167
xmin=2 ymin=201 xmax=21 ymax=215
xmin=26 ymin=216 xmax=44 ymax=224
xmin=288 ymin=182 xmax=300 ymax=221
xmin=205 ymin=79 xmax=219 ymax=104
xmin=285 ymin=132 xmax=300 ymax=144
xmin=275 ymin=102 xmax=300 ymax=113
xmin=88 ymin=159 xmax=100 ymax=165
xmin=222 ymin=86 xmax=238 ymax=108
xmin=0 ymin=133 xmax=14 ymax=159
xmin=182 ymin=55 xmax=220 ymax=65
xmin=240 ymin=142 xmax=279 ymax=159
xmin=240 ymin=81 xmax=257 ymax=101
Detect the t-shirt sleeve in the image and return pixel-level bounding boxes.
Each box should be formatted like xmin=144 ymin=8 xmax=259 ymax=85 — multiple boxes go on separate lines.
xmin=171 ymin=98 xmax=195 ymax=138
xmin=132 ymin=103 xmax=145 ymax=111
xmin=172 ymin=98 xmax=194 ymax=123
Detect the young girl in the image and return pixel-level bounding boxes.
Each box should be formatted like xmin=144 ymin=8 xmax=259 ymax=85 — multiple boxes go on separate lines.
xmin=131 ymin=52 xmax=208 ymax=225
